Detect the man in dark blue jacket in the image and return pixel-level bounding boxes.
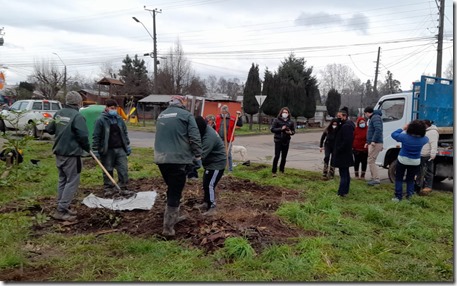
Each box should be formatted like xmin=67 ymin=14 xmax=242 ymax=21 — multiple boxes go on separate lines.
xmin=364 ymin=107 xmax=384 ymax=186
xmin=92 ymin=99 xmax=132 ymax=197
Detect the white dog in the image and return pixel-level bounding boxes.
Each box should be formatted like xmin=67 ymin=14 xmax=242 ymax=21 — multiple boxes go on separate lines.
xmin=231 ymin=145 xmax=248 ymax=162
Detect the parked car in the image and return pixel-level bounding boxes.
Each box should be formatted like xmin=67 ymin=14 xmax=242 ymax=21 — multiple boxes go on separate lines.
xmin=0 ymin=99 xmax=63 ymax=138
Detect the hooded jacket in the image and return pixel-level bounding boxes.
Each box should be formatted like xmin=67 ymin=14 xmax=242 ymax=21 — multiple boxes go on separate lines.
xmin=353 ymin=117 xmax=368 ymax=152
xmin=366 ymin=110 xmax=383 ymax=144
xmin=421 ymin=124 xmax=439 ymax=157
xmin=92 ymin=111 xmax=130 ymax=156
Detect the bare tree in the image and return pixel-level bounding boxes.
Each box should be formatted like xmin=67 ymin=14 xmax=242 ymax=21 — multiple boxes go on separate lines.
xmin=157 ymin=40 xmax=192 ymax=94
xmin=205 ymin=75 xmax=218 ymax=94
xmin=99 ymin=61 xmax=120 ymax=79
xmin=31 ymin=59 xmax=64 ymax=100
xmin=444 ymin=59 xmax=453 ymax=79
xmin=318 ymin=63 xmax=357 ymax=98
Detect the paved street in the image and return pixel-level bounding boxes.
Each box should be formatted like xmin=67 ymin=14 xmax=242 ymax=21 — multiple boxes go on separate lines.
xmin=1 ymin=130 xmax=453 ymax=191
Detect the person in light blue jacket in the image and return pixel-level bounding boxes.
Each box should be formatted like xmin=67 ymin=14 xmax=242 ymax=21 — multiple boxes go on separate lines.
xmin=391 ymin=120 xmax=428 ymax=202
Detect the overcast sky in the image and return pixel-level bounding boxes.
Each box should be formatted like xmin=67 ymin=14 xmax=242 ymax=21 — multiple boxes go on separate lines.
xmin=0 ymin=0 xmax=454 ymax=91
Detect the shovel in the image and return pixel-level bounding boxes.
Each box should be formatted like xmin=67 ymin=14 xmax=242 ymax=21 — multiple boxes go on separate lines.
xmin=89 ymin=150 xmax=122 ymax=193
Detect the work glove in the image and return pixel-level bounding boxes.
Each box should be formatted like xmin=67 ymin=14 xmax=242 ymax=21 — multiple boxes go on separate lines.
xmin=127 ymin=146 xmax=132 ymax=156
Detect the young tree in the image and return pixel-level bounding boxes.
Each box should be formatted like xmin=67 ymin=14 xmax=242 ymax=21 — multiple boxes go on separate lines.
xmin=326 ymin=88 xmax=341 ymax=117
xmin=243 ymin=63 xmax=262 ymax=130
xmin=118 ymin=54 xmax=151 ymax=96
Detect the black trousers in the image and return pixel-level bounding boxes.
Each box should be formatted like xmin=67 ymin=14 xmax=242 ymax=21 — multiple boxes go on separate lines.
xmin=272 ymin=142 xmax=289 ymax=173
xmin=158 ymin=164 xmax=187 ymax=207
xmin=353 ymin=150 xmax=368 ymax=172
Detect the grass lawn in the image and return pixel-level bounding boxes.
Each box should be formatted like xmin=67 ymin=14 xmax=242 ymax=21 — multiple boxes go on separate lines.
xmin=0 ymin=140 xmax=453 ymax=282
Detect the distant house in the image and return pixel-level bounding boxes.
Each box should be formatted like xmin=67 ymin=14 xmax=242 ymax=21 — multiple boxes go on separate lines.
xmin=137 ymin=93 xmax=243 ymax=120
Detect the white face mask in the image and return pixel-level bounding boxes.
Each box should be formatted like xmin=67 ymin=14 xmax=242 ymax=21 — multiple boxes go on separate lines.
xmin=359 ymin=123 xmax=366 ymax=128
xmin=282 ymin=113 xmax=288 ymax=119
xmin=332 ymin=125 xmax=337 ymax=129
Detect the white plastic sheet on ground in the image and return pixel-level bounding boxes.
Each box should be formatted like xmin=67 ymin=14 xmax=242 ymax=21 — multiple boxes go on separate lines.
xmin=82 ymin=191 xmax=157 ymax=211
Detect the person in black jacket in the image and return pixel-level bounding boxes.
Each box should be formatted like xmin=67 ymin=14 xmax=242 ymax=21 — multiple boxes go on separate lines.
xmin=92 ymin=99 xmax=132 ymax=197
xmin=270 ymin=107 xmax=295 ymax=177
xmin=319 ymin=119 xmax=338 ymax=179
xmin=332 ymin=107 xmax=355 ymax=197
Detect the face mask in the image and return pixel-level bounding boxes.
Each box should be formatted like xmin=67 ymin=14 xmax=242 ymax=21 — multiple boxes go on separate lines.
xmin=108 ymin=110 xmax=117 ymax=116
xmin=359 ymin=123 xmax=366 ymax=128
xmin=332 ymin=125 xmax=337 ymax=129
xmin=281 ymin=113 xmax=288 ymax=119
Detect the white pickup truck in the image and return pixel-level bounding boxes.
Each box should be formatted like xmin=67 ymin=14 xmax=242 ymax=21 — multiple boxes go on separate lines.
xmin=374 ymin=76 xmax=453 ymax=183
xmin=0 ymin=99 xmax=63 ymax=138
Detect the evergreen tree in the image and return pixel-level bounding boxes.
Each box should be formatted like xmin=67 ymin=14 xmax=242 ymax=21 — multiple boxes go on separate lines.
xmin=242 ymin=63 xmax=261 ymax=130
xmin=379 ymin=70 xmax=402 ymax=96
xmin=277 ymin=53 xmax=318 ymax=121
xmin=326 ymin=88 xmax=341 ymax=117
xmin=303 ymin=73 xmax=318 ymax=119
xmin=262 ymin=69 xmax=281 ymax=117
xmin=118 ymin=54 xmax=151 ymax=96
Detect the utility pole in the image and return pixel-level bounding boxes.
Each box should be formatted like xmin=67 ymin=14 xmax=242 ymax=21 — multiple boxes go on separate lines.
xmin=436 ymin=0 xmax=445 ymax=78
xmin=373 ymin=46 xmax=381 ymax=97
xmin=144 ymin=7 xmax=162 ymax=93
xmin=53 ymin=53 xmax=67 ymax=97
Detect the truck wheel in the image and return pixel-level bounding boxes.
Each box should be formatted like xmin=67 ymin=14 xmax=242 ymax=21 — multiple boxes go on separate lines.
xmin=433 ymin=176 xmax=446 ymax=183
xmin=26 ymin=124 xmax=38 ymax=138
xmin=388 ymin=160 xmax=397 ymax=183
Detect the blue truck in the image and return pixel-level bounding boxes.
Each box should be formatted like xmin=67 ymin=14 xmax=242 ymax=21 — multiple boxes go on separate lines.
xmin=373 ymin=75 xmax=453 ymax=183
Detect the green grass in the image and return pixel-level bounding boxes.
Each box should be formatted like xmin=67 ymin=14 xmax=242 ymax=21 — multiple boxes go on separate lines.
xmin=0 ymin=141 xmax=453 ymax=282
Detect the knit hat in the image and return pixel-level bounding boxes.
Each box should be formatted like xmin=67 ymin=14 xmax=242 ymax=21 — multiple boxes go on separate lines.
xmin=170 ymin=95 xmax=186 ymax=105
xmin=65 ymin=91 xmax=82 ymax=105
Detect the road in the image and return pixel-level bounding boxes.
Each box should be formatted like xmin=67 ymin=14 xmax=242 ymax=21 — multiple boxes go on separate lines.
xmin=1 ymin=130 xmax=453 ymax=192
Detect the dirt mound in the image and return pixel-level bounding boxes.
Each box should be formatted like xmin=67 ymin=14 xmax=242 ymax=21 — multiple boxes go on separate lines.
xmin=1 ymin=176 xmax=308 ymax=255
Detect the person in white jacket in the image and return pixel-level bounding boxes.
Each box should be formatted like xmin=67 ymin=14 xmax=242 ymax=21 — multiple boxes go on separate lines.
xmin=418 ymin=120 xmax=439 ymax=195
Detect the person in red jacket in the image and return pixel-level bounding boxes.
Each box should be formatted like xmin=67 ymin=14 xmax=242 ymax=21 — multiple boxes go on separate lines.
xmin=215 ymin=105 xmax=242 ymax=172
xmin=352 ymin=116 xmax=368 ymax=179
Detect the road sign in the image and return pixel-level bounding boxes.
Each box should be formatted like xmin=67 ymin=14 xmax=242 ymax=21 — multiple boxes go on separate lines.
xmin=255 ymin=95 xmax=267 ymax=107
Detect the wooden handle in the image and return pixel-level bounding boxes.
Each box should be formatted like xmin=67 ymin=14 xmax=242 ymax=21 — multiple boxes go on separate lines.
xmin=90 ymin=150 xmax=121 ymax=191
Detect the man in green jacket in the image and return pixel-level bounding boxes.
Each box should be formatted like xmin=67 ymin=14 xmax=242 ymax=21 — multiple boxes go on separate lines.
xmin=46 ymin=91 xmax=90 ymax=221
xmin=155 ymin=95 xmax=202 ymax=236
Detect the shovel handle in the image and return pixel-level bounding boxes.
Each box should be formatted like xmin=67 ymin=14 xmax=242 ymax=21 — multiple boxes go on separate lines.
xmin=89 ymin=150 xmax=121 ymax=191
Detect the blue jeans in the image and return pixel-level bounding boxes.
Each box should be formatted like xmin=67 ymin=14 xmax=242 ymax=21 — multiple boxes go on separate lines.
xmin=395 ymin=161 xmax=420 ymax=200
xmin=337 ymin=167 xmax=350 ymax=196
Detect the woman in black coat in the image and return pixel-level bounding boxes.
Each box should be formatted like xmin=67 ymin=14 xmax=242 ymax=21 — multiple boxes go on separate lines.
xmin=332 ymin=107 xmax=355 ymax=197
xmin=270 ymin=107 xmax=295 ymax=176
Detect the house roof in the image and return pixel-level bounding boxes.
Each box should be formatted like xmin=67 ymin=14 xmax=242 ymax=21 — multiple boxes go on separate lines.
xmin=97 ymin=77 xmax=124 ymax=86
xmin=138 ymin=94 xmax=174 ymax=103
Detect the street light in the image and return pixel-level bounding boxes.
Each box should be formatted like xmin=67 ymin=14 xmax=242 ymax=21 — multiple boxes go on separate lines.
xmin=133 ymin=9 xmax=161 ymax=93
xmin=52 ymin=52 xmax=67 ymax=97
